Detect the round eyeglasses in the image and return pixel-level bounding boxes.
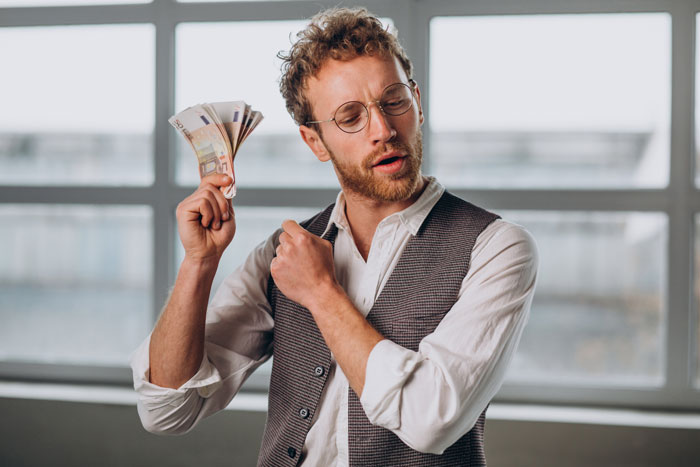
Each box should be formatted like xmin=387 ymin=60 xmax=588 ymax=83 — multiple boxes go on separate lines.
xmin=306 ymin=80 xmax=417 ymax=134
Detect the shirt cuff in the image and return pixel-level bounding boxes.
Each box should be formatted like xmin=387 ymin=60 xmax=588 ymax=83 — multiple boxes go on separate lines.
xmin=360 ymin=339 xmax=422 ymax=430
xmin=129 ymin=335 xmax=224 ymax=408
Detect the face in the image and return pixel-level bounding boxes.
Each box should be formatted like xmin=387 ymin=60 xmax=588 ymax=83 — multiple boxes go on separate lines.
xmin=300 ymin=54 xmax=424 ymax=202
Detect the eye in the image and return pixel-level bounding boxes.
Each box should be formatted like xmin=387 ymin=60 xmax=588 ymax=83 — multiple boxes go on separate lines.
xmin=338 ymin=113 xmax=361 ymax=125
xmin=335 ymin=102 xmax=366 ymax=127
xmin=383 ymin=98 xmax=405 ymax=108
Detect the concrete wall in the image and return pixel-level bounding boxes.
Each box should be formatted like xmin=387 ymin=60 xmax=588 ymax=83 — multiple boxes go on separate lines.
xmin=2 ymin=397 xmax=699 ymax=467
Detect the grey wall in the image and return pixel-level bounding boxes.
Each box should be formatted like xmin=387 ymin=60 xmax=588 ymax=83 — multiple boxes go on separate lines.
xmin=1 ymin=397 xmax=699 ymax=467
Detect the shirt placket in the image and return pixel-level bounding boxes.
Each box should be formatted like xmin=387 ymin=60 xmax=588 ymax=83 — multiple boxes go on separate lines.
xmin=366 ymin=222 xmax=398 ymax=303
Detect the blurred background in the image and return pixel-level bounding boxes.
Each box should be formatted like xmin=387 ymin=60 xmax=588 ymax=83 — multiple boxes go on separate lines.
xmin=0 ymin=0 xmax=699 ymax=466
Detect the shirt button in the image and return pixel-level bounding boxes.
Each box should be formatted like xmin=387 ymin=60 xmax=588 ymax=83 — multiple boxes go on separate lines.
xmin=298 ymin=408 xmax=310 ymax=419
xmin=314 ymin=365 xmax=325 ymax=377
xmin=287 ymin=447 xmax=296 ymax=458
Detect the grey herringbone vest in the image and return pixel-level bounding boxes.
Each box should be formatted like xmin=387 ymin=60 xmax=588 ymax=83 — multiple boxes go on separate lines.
xmin=259 ymin=191 xmax=500 ymax=467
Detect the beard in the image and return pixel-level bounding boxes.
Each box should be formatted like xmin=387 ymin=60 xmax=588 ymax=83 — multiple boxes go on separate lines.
xmin=327 ymin=128 xmax=423 ymax=202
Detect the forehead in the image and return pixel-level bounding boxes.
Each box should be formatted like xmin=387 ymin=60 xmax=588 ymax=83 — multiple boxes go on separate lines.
xmin=305 ymin=54 xmax=409 ymax=115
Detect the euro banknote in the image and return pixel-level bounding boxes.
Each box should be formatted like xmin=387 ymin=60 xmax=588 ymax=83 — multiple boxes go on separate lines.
xmin=169 ymin=101 xmax=263 ymax=198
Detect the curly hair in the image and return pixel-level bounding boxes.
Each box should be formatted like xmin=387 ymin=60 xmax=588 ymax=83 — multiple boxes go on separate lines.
xmin=278 ymin=7 xmax=413 ymax=129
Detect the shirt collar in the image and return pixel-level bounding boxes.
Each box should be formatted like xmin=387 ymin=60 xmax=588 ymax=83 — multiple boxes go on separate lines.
xmin=321 ymin=176 xmax=445 ymax=238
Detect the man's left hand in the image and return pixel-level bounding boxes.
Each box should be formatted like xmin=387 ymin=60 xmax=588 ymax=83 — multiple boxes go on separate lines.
xmin=270 ymin=219 xmax=339 ymax=310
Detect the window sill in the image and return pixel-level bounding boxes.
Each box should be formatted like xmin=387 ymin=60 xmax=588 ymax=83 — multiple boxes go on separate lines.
xmin=1 ymin=381 xmax=699 ymax=429
xmin=0 ymin=380 xmax=267 ymax=412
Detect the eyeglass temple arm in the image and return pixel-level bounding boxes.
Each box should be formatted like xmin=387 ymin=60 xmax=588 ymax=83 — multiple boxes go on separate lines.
xmin=305 ymin=117 xmax=334 ymax=124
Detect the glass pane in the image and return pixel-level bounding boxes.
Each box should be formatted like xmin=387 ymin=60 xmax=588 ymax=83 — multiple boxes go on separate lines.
xmin=504 ymin=211 xmax=667 ymax=386
xmin=175 ymin=21 xmax=339 ymax=188
xmin=0 ymin=0 xmax=149 ymax=5
xmin=0 ymin=205 xmax=153 ymax=366
xmin=696 ymin=14 xmax=700 ymax=187
xmin=175 ymin=206 xmax=320 ymax=298
xmin=0 ymin=25 xmax=154 ymax=185
xmin=430 ymin=14 xmax=671 ymax=189
xmin=695 ymin=215 xmax=700 ymax=387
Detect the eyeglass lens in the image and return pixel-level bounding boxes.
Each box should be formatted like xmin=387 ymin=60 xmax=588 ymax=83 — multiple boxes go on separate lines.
xmin=334 ymin=82 xmax=414 ymax=133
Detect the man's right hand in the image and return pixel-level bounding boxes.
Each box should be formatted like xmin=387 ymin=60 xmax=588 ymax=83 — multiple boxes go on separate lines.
xmin=176 ymin=174 xmax=236 ymax=262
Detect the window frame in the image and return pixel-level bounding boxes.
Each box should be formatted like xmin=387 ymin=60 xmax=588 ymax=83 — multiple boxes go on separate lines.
xmin=0 ymin=0 xmax=698 ymax=409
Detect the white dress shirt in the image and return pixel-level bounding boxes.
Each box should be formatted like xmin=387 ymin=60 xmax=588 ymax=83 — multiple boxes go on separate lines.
xmin=131 ymin=177 xmax=539 ymax=465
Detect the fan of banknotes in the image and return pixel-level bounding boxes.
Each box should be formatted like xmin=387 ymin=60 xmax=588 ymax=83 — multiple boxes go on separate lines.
xmin=169 ymin=101 xmax=263 ymax=198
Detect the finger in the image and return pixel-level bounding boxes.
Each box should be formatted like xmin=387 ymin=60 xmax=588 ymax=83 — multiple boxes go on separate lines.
xmin=178 ymin=195 xmax=210 ymax=223
xmin=281 ymin=219 xmax=305 ymax=236
xmin=226 ymin=198 xmax=234 ymax=220
xmin=197 ymin=197 xmax=216 ymax=228
xmin=177 ymin=183 xmax=226 ymax=225
xmin=200 ymin=173 xmax=232 ymax=189
xmin=200 ymin=184 xmax=230 ymax=221
xmin=278 ymin=231 xmax=292 ymax=245
xmin=198 ymin=190 xmax=223 ymax=229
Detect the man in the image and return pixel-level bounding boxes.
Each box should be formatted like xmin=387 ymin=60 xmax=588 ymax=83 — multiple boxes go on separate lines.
xmin=131 ymin=7 xmax=538 ymax=466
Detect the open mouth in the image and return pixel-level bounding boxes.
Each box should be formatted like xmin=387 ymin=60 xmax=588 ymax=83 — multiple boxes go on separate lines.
xmin=375 ymin=156 xmax=402 ymax=166
xmin=371 ymin=153 xmax=408 ymax=174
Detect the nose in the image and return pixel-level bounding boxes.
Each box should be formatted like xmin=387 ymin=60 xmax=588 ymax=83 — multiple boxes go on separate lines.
xmin=366 ymin=102 xmax=396 ymax=143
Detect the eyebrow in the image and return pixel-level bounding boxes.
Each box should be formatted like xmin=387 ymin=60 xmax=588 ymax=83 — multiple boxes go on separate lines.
xmin=330 ymin=81 xmax=408 ymax=107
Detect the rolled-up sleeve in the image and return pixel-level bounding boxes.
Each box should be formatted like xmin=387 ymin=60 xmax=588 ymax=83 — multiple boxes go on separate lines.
xmin=360 ymin=221 xmax=538 ymax=454
xmin=130 ymin=232 xmax=279 ymax=435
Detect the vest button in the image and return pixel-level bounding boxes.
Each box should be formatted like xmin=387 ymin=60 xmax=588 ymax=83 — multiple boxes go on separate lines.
xmin=287 ymin=447 xmax=296 ymax=458
xmin=298 ymin=408 xmax=310 ymax=419
xmin=314 ymin=365 xmax=325 ymax=377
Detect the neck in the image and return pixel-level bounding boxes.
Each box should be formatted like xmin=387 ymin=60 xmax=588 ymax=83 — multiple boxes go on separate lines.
xmin=343 ymin=177 xmax=428 ymax=260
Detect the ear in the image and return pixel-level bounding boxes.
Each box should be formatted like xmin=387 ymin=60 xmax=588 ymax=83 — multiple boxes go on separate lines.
xmin=413 ymin=81 xmax=424 ymax=126
xmin=300 ymin=125 xmax=331 ymax=162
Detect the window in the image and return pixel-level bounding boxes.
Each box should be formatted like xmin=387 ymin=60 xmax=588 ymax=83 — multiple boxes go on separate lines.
xmin=696 ymin=215 xmax=700 ymax=386
xmin=0 ymin=205 xmax=152 ymax=366
xmin=429 ymin=14 xmax=670 ymax=189
xmin=503 ymin=211 xmax=666 ymax=386
xmin=1 ymin=0 xmax=697 ymax=410
xmin=0 ymin=24 xmax=155 ymax=185
xmin=697 ymin=14 xmax=700 ymax=189
xmin=0 ymin=22 xmax=155 ymax=374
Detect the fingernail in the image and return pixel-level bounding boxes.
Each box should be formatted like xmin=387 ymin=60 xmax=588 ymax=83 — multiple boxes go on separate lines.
xmin=222 ymin=212 xmax=229 ymax=221
xmin=223 ymin=176 xmax=230 ymax=183
xmin=215 ymin=221 xmax=221 ymax=229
